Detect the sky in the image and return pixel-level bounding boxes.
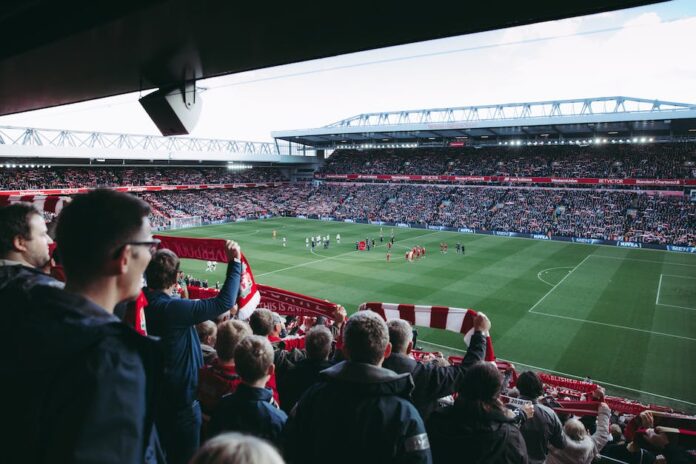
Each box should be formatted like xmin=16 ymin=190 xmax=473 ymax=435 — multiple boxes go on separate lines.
xmin=1 ymin=0 xmax=695 ymax=143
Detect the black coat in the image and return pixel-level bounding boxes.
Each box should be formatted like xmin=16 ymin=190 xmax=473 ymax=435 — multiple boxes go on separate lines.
xmin=0 ymin=262 xmax=63 ymax=293
xmin=283 ymin=361 xmax=432 ymax=464
xmin=0 ymin=284 xmax=164 ymax=464
xmin=278 ymin=358 xmax=334 ymax=413
xmin=428 ymin=404 xmax=528 ymax=464
xmin=382 ymin=331 xmax=486 ymax=420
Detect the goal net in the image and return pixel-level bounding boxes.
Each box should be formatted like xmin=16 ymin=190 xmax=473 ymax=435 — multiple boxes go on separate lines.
xmin=169 ymin=216 xmax=202 ymax=230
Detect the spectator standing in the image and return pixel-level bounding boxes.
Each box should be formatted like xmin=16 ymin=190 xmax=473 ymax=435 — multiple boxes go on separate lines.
xmin=144 ymin=242 xmax=242 ymax=464
xmin=279 ymin=325 xmax=334 ymax=413
xmin=547 ymin=402 xmax=611 ymax=464
xmin=0 ymin=203 xmax=60 ymax=293
xmin=427 ymin=361 xmax=530 ymax=464
xmin=382 ymin=315 xmax=488 ymax=421
xmin=208 ymin=336 xmax=287 ymax=447
xmin=1 ymin=189 xmax=164 ymax=463
xmin=284 ymin=311 xmax=432 ymax=464
xmin=197 ymin=320 xmax=219 ymax=365
xmin=515 ymin=371 xmax=566 ymax=464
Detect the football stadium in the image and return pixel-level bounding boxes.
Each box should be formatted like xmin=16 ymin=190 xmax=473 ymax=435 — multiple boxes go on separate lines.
xmin=1 ymin=1 xmax=695 ymax=463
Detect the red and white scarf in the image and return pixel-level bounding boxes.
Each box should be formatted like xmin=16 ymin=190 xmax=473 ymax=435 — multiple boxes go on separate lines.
xmin=359 ymin=302 xmax=495 ymax=361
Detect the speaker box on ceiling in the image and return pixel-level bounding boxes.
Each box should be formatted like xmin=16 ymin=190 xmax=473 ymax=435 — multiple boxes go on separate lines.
xmin=139 ymin=83 xmax=202 ymax=136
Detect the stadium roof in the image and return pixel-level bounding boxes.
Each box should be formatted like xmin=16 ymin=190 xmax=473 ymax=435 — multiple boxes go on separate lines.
xmin=0 ymin=0 xmax=663 ymax=116
xmin=272 ymin=96 xmax=696 ymax=149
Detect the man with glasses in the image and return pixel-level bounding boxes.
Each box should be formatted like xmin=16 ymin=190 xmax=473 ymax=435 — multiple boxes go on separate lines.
xmin=1 ymin=189 xmax=165 ymax=463
xmin=144 ymin=241 xmax=242 ymax=464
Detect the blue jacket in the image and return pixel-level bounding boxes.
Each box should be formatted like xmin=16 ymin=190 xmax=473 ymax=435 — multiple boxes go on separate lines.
xmin=209 ymin=383 xmax=288 ymax=447
xmin=144 ymin=259 xmax=241 ymax=408
xmin=0 ymin=283 xmax=164 ymax=464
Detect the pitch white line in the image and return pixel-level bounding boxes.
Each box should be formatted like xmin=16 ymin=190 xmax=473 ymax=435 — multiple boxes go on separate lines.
xmin=416 ymin=340 xmax=696 ymax=407
xmin=661 ymin=274 xmax=696 ymax=280
xmin=656 ymin=303 xmax=696 ymax=312
xmin=256 ymin=230 xmax=442 ymax=278
xmin=528 ymin=254 xmax=593 ymax=313
xmin=592 ymin=255 xmax=696 ymax=268
xmin=537 ymin=267 xmax=574 ymax=287
xmin=528 ymin=312 xmax=696 ymax=342
xmin=656 ymin=274 xmax=663 ymax=305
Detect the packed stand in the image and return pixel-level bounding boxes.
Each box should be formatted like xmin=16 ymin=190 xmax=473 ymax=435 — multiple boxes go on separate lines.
xmin=140 ymin=184 xmax=696 ymax=246
xmin=320 ymin=144 xmax=696 ymax=179
xmin=0 ymin=166 xmax=287 ymax=190
xmin=2 ymin=194 xmax=696 ymax=464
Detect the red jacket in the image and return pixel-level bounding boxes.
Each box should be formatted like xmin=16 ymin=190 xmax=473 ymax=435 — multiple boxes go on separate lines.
xmin=198 ymin=358 xmax=279 ymax=414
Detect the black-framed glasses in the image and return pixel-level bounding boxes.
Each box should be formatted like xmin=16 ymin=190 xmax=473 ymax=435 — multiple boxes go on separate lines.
xmin=113 ymin=239 xmax=161 ymax=258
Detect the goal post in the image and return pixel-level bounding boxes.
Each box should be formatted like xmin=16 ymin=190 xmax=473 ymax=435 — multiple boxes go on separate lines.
xmin=169 ymin=216 xmax=202 ymax=230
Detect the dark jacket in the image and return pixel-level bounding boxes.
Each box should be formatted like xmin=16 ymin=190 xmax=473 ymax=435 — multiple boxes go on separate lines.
xmin=382 ymin=331 xmax=486 ymax=420
xmin=278 ymin=358 xmax=334 ymax=413
xmin=0 ymin=261 xmax=63 ymax=294
xmin=144 ymin=260 xmax=241 ymax=408
xmin=0 ymin=284 xmax=164 ymax=464
xmin=428 ymin=403 xmax=528 ymax=464
xmin=519 ymin=397 xmax=566 ymax=464
xmin=208 ymin=383 xmax=287 ymax=447
xmin=283 ymin=361 xmax=432 ymax=464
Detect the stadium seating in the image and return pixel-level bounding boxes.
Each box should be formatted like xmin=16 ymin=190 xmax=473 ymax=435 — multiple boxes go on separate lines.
xmin=140 ymin=184 xmax=695 ymax=246
xmin=0 ymin=166 xmax=287 ymax=190
xmin=319 ymin=144 xmax=696 ymax=179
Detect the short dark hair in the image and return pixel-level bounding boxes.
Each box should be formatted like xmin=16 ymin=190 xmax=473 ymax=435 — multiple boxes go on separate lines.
xmin=305 ymin=325 xmax=332 ymax=360
xmin=216 ymin=320 xmax=252 ymax=361
xmin=56 ymin=190 xmax=150 ymax=280
xmin=387 ymin=319 xmax=413 ymax=353
xmin=458 ymin=361 xmax=504 ymax=421
xmin=234 ymin=335 xmax=274 ymax=383
xmin=248 ymin=308 xmax=274 ymax=336
xmin=145 ymin=249 xmax=179 ymax=290
xmin=516 ymin=371 xmax=544 ymax=399
xmin=0 ymin=203 xmax=40 ymax=257
xmin=344 ymin=311 xmax=389 ymax=365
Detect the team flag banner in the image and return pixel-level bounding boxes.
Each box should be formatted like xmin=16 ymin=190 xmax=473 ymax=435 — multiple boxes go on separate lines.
xmin=153 ymin=235 xmax=260 ymax=317
xmin=257 ymin=284 xmax=339 ymax=318
xmin=154 ymin=235 xmax=231 ymax=262
xmin=358 ymin=302 xmax=495 ymax=361
xmin=0 ymin=194 xmax=69 ymax=213
xmin=187 ymin=284 xmax=339 ymax=320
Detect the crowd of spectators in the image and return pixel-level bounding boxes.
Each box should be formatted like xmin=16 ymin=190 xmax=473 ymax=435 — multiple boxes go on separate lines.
xmin=140 ymin=184 xmax=696 ymax=246
xmin=2 ymin=192 xmax=695 ymax=464
xmin=0 ymin=166 xmax=287 ymax=190
xmin=320 ymin=144 xmax=696 ymax=179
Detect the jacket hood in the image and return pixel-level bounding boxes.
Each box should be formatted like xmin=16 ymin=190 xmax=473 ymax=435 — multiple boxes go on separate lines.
xmin=14 ymin=284 xmax=156 ymax=361
xmin=550 ymin=436 xmax=596 ymax=462
xmin=320 ymin=360 xmax=414 ymax=398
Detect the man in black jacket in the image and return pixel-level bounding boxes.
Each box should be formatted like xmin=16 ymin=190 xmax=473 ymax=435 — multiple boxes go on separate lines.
xmin=283 ymin=310 xmax=432 ymax=464
xmin=0 ymin=203 xmax=61 ymax=293
xmin=1 ymin=189 xmax=164 ymax=464
xmin=516 ymin=371 xmax=566 ymax=464
xmin=382 ymin=314 xmax=488 ymax=420
xmin=279 ymin=325 xmax=334 ymax=413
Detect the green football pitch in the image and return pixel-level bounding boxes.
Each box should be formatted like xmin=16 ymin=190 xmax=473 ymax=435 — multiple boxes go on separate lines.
xmin=161 ymin=217 xmax=696 ymax=412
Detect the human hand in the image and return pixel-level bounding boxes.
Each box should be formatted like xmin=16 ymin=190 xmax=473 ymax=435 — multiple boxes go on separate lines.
xmin=474 ymin=312 xmax=491 ymax=332
xmin=229 ymin=304 xmax=239 ymax=317
xmin=225 ymin=240 xmax=241 ymax=261
xmin=333 ymin=305 xmax=347 ymax=324
xmin=522 ymin=403 xmax=535 ymax=419
xmin=639 ymin=411 xmax=654 ymax=429
xmin=591 ymin=386 xmax=605 ymax=401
